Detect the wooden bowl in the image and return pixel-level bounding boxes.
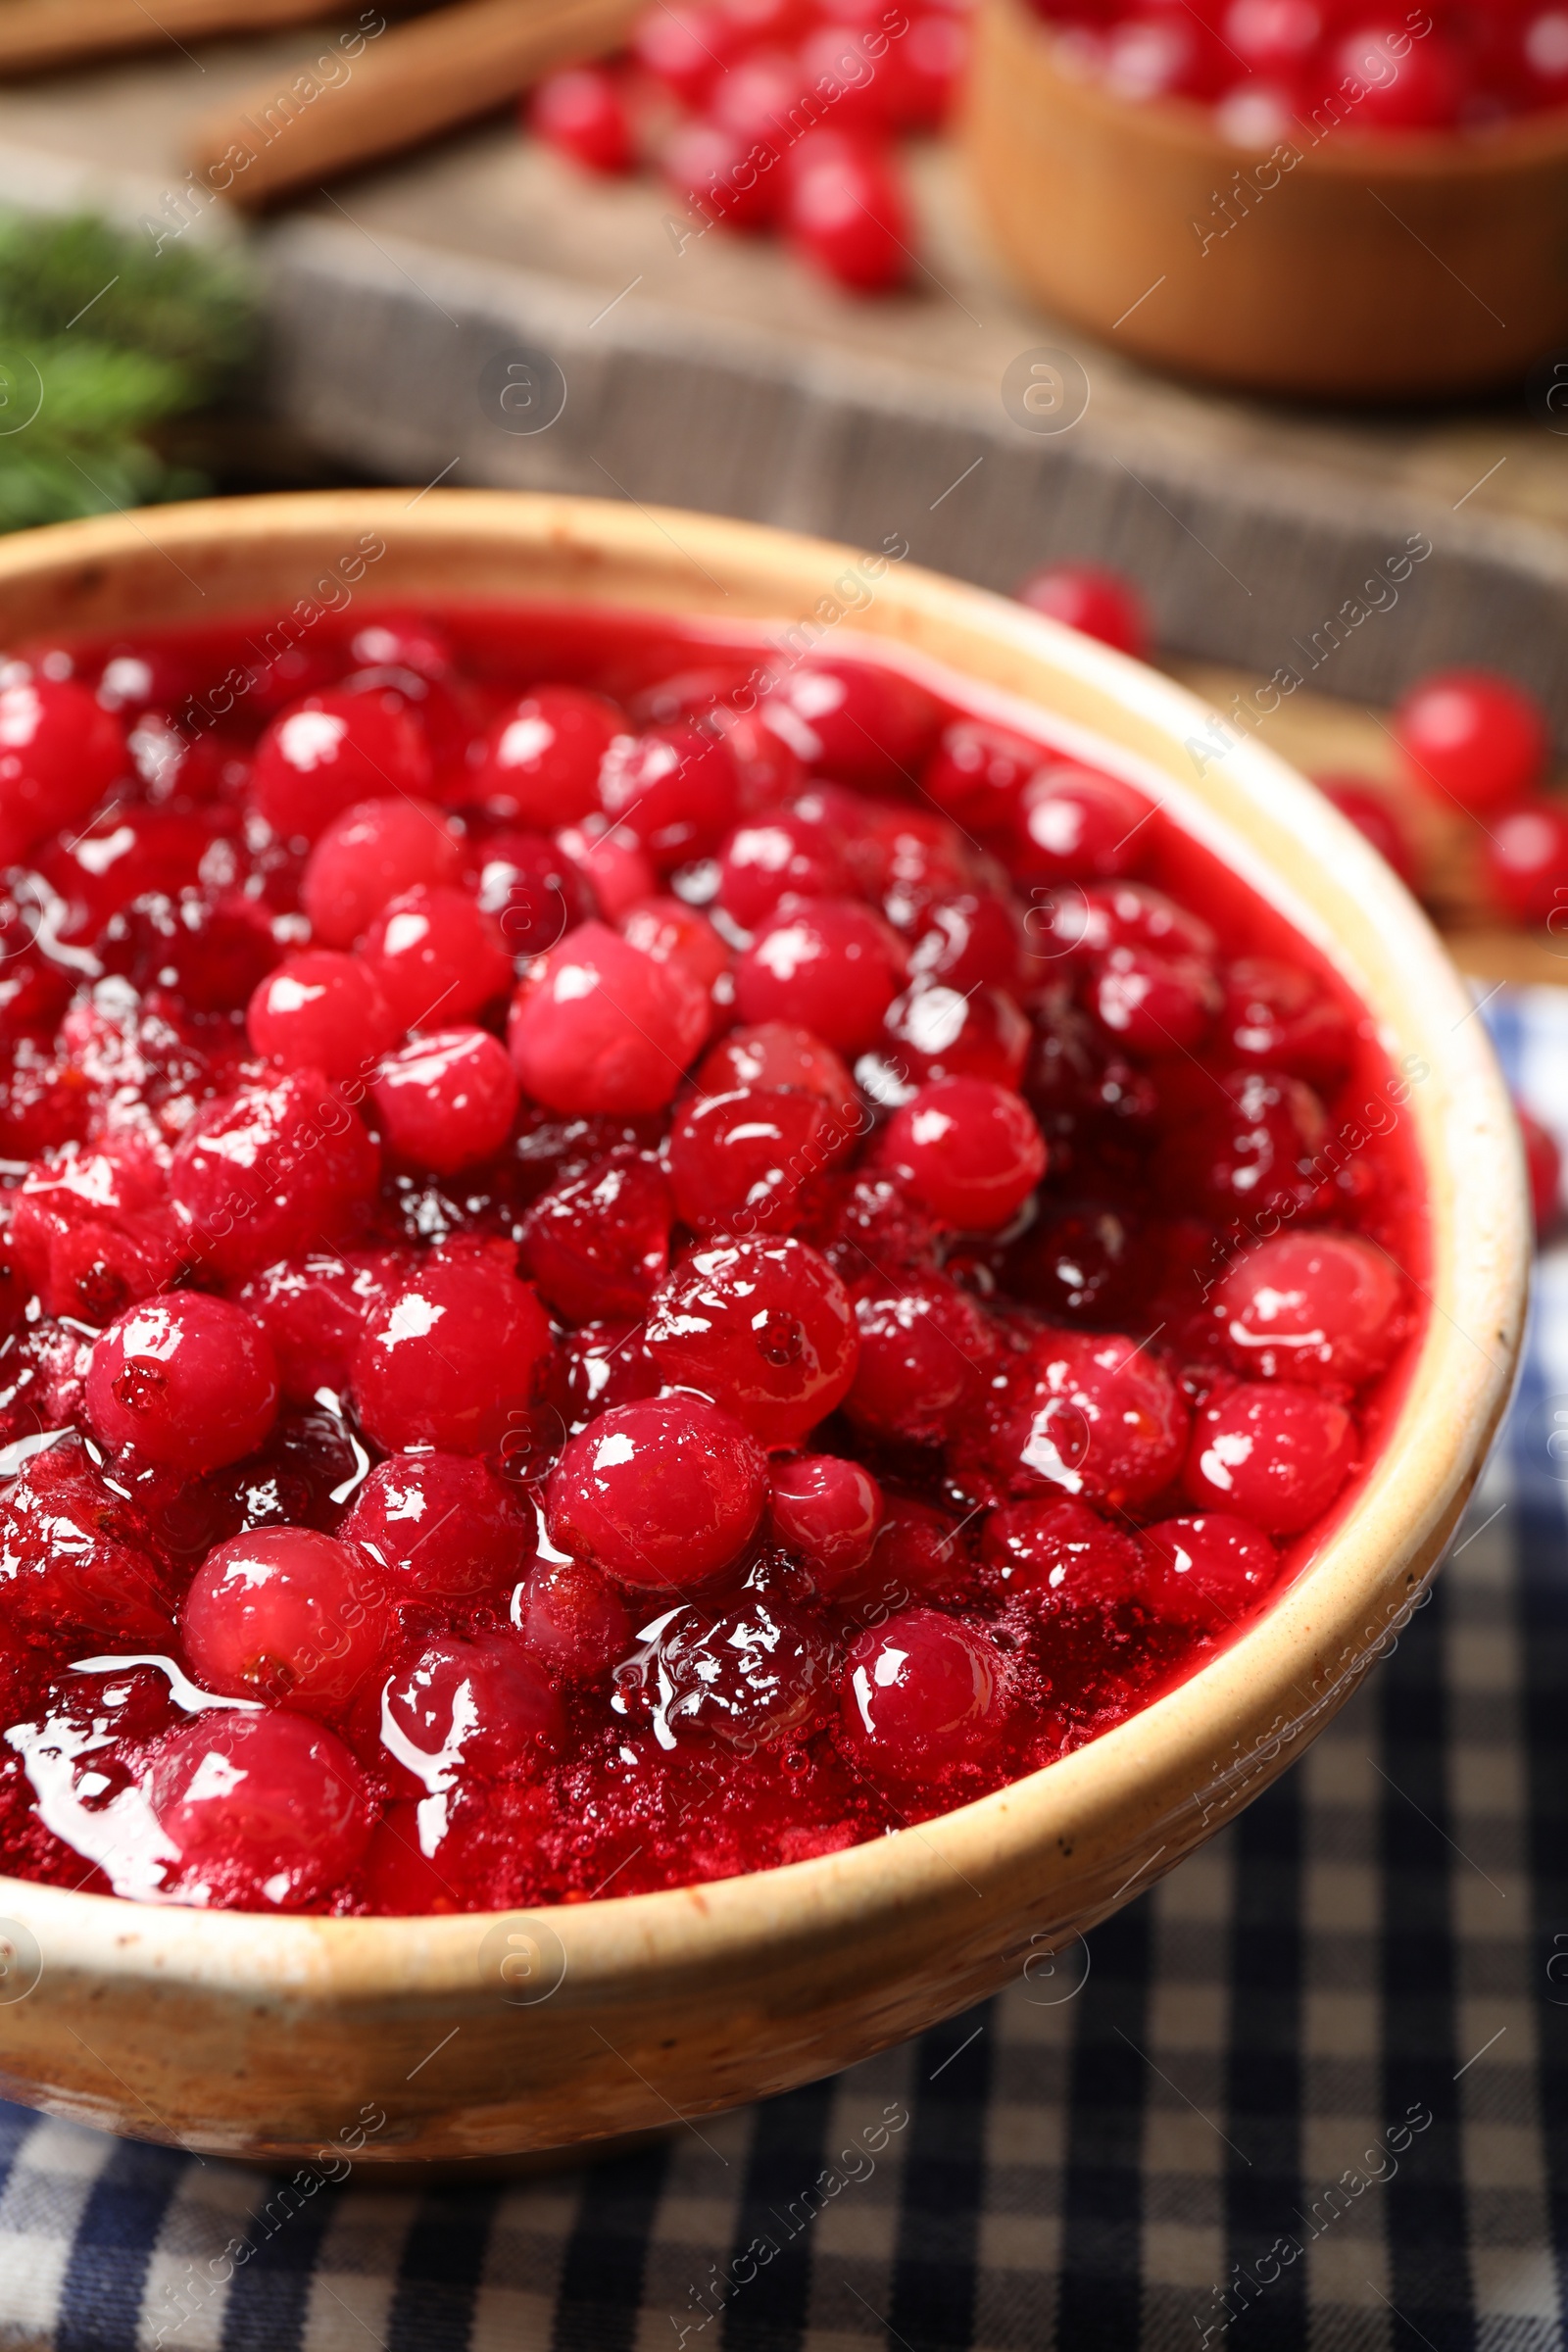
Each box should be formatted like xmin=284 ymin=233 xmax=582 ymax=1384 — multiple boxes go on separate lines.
xmin=0 ymin=490 xmax=1528 ymax=2165
xmin=962 ymin=0 xmax=1568 ymax=400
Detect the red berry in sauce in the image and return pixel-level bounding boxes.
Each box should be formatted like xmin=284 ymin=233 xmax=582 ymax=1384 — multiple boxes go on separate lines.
xmin=86 ymin=1293 xmax=279 ymax=1472
xmin=1218 ymin=957 xmax=1353 ymax=1087
xmin=841 ymin=1608 xmax=1007 ymax=1778
xmin=343 ymin=1450 xmax=521 ymax=1597
xmin=237 ymin=1250 xmax=401 ymax=1407
xmin=767 ymin=1451 xmax=883 ymax=1588
xmin=509 ymin=920 xmax=709 ymax=1113
xmin=598 ymin=723 xmax=742 ymax=870
xmin=922 ymin=718 xmax=1043 ymax=833
xmin=250 ymin=690 xmax=433 ymax=842
xmin=380 ymin=1632 xmax=564 ymax=1788
xmin=547 ymin=1394 xmax=767 ymax=1589
xmin=717 ymin=811 xmax=852 ymax=929
xmin=696 ymin=1021 xmax=858 ymax=1115
xmin=873 ymin=980 xmax=1031 ymax=1095
xmin=735 ymin=897 xmax=906 ymax=1055
xmin=1328 ymin=20 xmax=1463 ymax=129
xmin=1183 ymin=1381 xmax=1357 ymax=1534
xmin=662 ymin=1590 xmax=832 ymax=1743
xmin=247 ymin=951 xmax=398 ymax=1081
xmin=667 ymin=1085 xmax=847 ymax=1235
xmin=880 ymin=1075 xmax=1046 ymax=1230
xmin=1142 ymin=1512 xmax=1279 ymax=1632
xmin=301 ymin=798 xmax=463 ymax=949
xmin=1088 ymin=942 xmax=1221 ymax=1054
xmin=1016 ymin=564 xmax=1150 ymax=660
xmin=759 ymin=659 xmax=938 ymax=789
xmin=471 ymin=687 xmax=625 ymax=827
xmin=147 ymin=1711 xmax=373 ymax=1909
xmin=514 ymin=1555 xmax=632 ymax=1680
xmin=352 ymin=1246 xmax=552 ymax=1454
xmin=618 ymin=897 xmax=731 ymax=1002
xmin=0 ymin=679 xmax=126 ymax=861
xmin=845 ymin=1268 xmax=993 ymax=1446
xmin=967 ymin=1330 xmax=1189 ymax=1511
xmin=520 ymin=1148 xmax=673 ymax=1321
xmin=369 ymin=1024 xmax=520 ymax=1174
xmin=0 ymin=1436 xmax=178 ymax=1644
xmin=530 ymin=64 xmax=635 ymax=171
xmin=979 ymin=1495 xmax=1145 ymax=1609
xmin=1015 ymin=765 xmax=1152 ymax=881
xmin=181 ymin=1527 xmax=393 ymax=1720
xmin=168 ymin=1070 xmax=380 ymax=1282
xmin=1212 ymin=1231 xmax=1402 ymax=1387
xmin=644 ymin=1235 xmax=858 ymax=1446
xmin=362 ymin=884 xmax=512 ymax=1033
xmin=1395 ymin=668 xmax=1547 ymax=811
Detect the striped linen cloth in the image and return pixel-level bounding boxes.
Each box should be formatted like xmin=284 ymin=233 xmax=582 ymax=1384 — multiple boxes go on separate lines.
xmin=0 ymin=988 xmax=1564 ymax=2352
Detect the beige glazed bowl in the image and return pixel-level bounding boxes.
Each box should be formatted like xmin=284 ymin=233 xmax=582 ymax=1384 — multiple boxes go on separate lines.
xmin=0 ymin=491 xmax=1530 ymax=2165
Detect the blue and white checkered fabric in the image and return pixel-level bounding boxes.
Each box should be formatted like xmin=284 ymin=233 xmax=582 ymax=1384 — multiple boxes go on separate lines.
xmin=0 ymin=991 xmax=1564 ymax=2352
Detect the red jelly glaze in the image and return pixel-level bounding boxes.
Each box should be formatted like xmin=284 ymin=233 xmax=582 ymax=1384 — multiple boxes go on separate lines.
xmin=0 ymin=597 xmax=1426 ymax=1918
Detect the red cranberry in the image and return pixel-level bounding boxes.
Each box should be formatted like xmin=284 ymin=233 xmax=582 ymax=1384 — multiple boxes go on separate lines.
xmin=979 ymin=1496 xmax=1144 ymax=1609
xmin=967 ymin=1331 xmax=1190 ymax=1511
xmin=0 ymin=679 xmax=126 ymax=861
xmin=734 ymin=898 xmax=905 ymax=1055
xmin=343 ymin=1450 xmax=520 ymax=1596
xmin=781 ymin=130 xmax=911 ymax=292
xmin=529 ymin=63 xmax=634 ymax=171
xmin=1316 ymin=776 xmax=1418 ymax=890
xmin=873 ymin=982 xmax=1031 ymax=1094
xmin=880 ymin=1076 xmax=1046 ymax=1231
xmin=40 ymin=807 xmax=211 ymax=940
xmin=716 ymin=812 xmax=852 ymax=929
xmin=850 ymin=1494 xmax=968 ymax=1607
xmin=662 ymin=1591 xmax=831 ymax=1744
xmin=471 ymin=687 xmax=625 ymax=827
xmin=1142 ymin=1512 xmax=1279 ymax=1631
xmin=168 ymin=1070 xmax=380 ymax=1282
xmin=848 ymin=804 xmax=973 ymax=911
xmin=1015 ymin=766 xmax=1152 ymax=882
xmin=352 ymin=1246 xmax=553 ymax=1454
xmin=903 ymin=891 xmax=1022 ymax=993
xmin=633 ymin=0 xmax=739 ymax=102
xmin=1016 ymin=564 xmax=1149 ymax=660
xmin=237 ymin=1250 xmax=401 ymax=1407
xmin=361 ymin=885 xmax=511 ymax=1033
xmin=767 ymin=1451 xmax=883 ymax=1588
xmin=514 ymin=1556 xmax=631 ymax=1679
xmin=247 ymin=951 xmax=398 ymax=1081
xmin=759 ymin=659 xmax=938 ymax=790
xmin=598 ymin=723 xmax=741 ymax=870
xmin=147 ymin=1712 xmax=374 ymax=1909
xmin=887 ymin=8 xmax=968 ymax=125
xmin=1218 ymin=957 xmax=1353 ymax=1087
xmin=519 ymin=1149 xmax=673 ymax=1320
xmin=619 ymin=897 xmax=731 ymax=1000
xmin=1169 ymin=1065 xmax=1327 ymax=1222
xmin=369 ymin=1025 xmax=519 ymax=1174
xmin=301 ymin=798 xmax=463 ymax=948
xmin=644 ymin=1236 xmax=858 ymax=1447
xmin=696 ymin=1021 xmax=858 ymax=1116
xmin=1520 ymin=1103 xmax=1561 ymax=1237
xmin=475 ymin=831 xmax=591 ymax=960
xmin=1001 ymin=1200 xmax=1145 ymax=1326
xmin=181 ymin=1526 xmax=393 ymax=1720
xmin=509 ymin=920 xmax=709 ymax=1113
xmin=86 ymin=1293 xmax=279 ymax=1471
xmin=668 ymin=1085 xmax=849 ymax=1236
xmin=841 ymin=1608 xmax=1007 ymax=1777
xmin=805 ymin=1170 xmax=942 ymax=1281
xmin=546 ymin=1318 xmax=661 ymax=1425
xmin=922 ymin=719 xmax=1043 ymax=833
xmin=1485 ymin=802 xmax=1568 ymax=928
xmin=1184 ymin=1381 xmax=1357 ymax=1534
xmin=845 ymin=1269 xmax=992 ymax=1446
xmin=709 ymin=44 xmax=807 ymax=147
xmin=250 ymin=690 xmax=433 ymax=842
xmin=796 ymin=22 xmax=896 ymax=132
xmin=1395 ymin=668 xmax=1546 ymax=810
xmin=547 ymin=1394 xmax=766 ymax=1589
xmin=1089 ymin=942 xmax=1220 ymax=1054
xmin=1329 ymin=20 xmax=1463 ymax=127
xmin=662 ymin=119 xmax=781 ymax=231
xmin=0 ymin=1437 xmax=177 ymax=1643
xmin=1213 ymin=1231 xmax=1402 ymax=1388
xmin=381 ymin=1632 xmax=564 ymax=1787
xmin=555 ymin=819 xmax=658 ymax=921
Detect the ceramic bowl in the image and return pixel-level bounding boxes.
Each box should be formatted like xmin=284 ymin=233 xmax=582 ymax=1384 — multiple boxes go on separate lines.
xmin=0 ymin=490 xmax=1528 ymax=2164
xmin=962 ymin=0 xmax=1568 ymax=399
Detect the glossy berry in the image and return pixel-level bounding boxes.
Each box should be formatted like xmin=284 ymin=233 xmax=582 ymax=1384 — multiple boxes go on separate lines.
xmin=301 ymin=797 xmax=463 ymax=949
xmin=1142 ymin=1512 xmax=1279 ymax=1632
xmin=662 ymin=118 xmax=782 ymax=231
xmin=734 ymin=897 xmax=905 ymax=1055
xmin=1184 ymin=1381 xmax=1358 ymax=1534
xmin=0 ymin=679 xmax=126 ymax=861
xmin=598 ymin=723 xmax=741 ymax=869
xmin=1485 ymin=801 xmax=1568 ymax=929
xmin=86 ymin=1293 xmax=279 ymax=1471
xmin=767 ymin=1451 xmax=883 ymax=1588
xmin=662 ymin=1591 xmax=831 ymax=1744
xmin=247 ymin=951 xmax=398 ymax=1080
xmin=514 ymin=1556 xmax=632 ymax=1680
xmin=1171 ymin=1066 xmax=1327 ymax=1221
xmin=352 ymin=1246 xmax=553 ymax=1454
xmin=1088 ymin=942 xmax=1220 ymax=1054
xmin=1213 ymin=1232 xmax=1402 ymax=1387
xmin=874 ymin=981 xmax=1031 ymax=1095
xmin=148 ymin=1712 xmax=373 ymax=1909
xmin=1218 ymin=957 xmax=1352 ymax=1086
xmin=644 ymin=1235 xmax=858 ymax=1446
xmin=555 ymin=819 xmax=658 ymax=922
xmin=696 ymin=1021 xmax=858 ymax=1115
xmin=530 ymin=64 xmax=635 ymax=171
xmin=632 ymin=0 xmax=739 ymax=102
xmin=970 ymin=1331 xmax=1190 ymax=1511
xmin=618 ymin=897 xmax=731 ymax=999
xmin=667 ymin=1085 xmax=847 ymax=1236
xmin=1329 ymin=20 xmax=1463 ymax=128
xmin=519 ymin=1149 xmax=673 ymax=1321
xmin=369 ymin=1025 xmax=519 ymax=1174
xmin=1016 ymin=564 xmax=1150 ymax=660
xmin=547 ymin=1318 xmax=661 ymax=1427
xmin=381 ymin=1633 xmax=564 ymax=1788
xmin=0 ymin=1438 xmax=178 ymax=1644
xmin=475 ymin=828 xmax=592 ymax=959
xmin=470 ymin=687 xmax=625 ymax=827
xmin=922 ymin=719 xmax=1043 ymax=833
xmin=168 ymin=1071 xmax=380 ymax=1283
xmin=181 ymin=1527 xmax=393 ymax=1720
xmin=841 ymin=1608 xmax=1008 ymax=1777
xmin=759 ymin=660 xmax=938 ymax=791
xmin=509 ymin=921 xmax=709 ymax=1113
xmin=979 ymin=1496 xmax=1145 ymax=1609
xmin=344 ymin=1451 xmax=520 ymax=1596
xmin=237 ymin=1250 xmax=401 ymax=1407
xmin=1395 ymin=668 xmax=1547 ymax=811
xmin=362 ymin=884 xmax=512 ymax=1033
xmin=846 ymin=1269 xmax=992 ymax=1446
xmin=902 ymin=891 xmax=1021 ymax=993
xmin=547 ymin=1394 xmax=767 ymax=1589
xmin=781 ymin=131 xmax=911 ymax=292
xmin=1015 ymin=765 xmax=1152 ymax=881
xmin=880 ymin=1076 xmax=1046 ymax=1230
xmin=250 ymin=690 xmax=433 ymax=842
xmin=716 ymin=812 xmax=852 ymax=929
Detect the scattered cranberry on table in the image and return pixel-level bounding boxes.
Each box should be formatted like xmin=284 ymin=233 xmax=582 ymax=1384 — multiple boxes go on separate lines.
xmin=0 ymin=596 xmax=1426 ymax=1916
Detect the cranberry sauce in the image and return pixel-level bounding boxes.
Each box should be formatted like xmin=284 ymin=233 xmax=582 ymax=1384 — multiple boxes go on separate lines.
xmin=0 ymin=600 xmax=1426 ymax=1914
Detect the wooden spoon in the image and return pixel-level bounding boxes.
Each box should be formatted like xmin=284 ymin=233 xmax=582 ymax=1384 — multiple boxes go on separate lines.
xmin=0 ymin=0 xmax=348 ymax=78
xmin=186 ymin=0 xmax=639 ymax=209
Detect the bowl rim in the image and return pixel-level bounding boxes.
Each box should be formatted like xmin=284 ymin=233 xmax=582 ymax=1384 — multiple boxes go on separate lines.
xmin=988 ymin=0 xmax=1568 ymax=181
xmin=0 ymin=487 xmax=1529 ymax=2006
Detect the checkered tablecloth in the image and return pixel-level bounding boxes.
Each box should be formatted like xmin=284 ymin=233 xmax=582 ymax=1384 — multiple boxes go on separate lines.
xmin=1 ymin=990 xmax=1565 ymax=2352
